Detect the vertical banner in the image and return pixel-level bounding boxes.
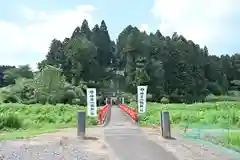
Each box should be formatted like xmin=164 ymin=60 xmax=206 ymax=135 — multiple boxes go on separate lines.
xmin=137 ymin=86 xmax=147 ymax=113
xmin=87 ymin=88 xmax=97 ymax=117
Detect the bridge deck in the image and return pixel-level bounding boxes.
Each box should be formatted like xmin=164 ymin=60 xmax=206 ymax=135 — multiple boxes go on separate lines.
xmin=104 ymin=105 xmax=177 ymax=160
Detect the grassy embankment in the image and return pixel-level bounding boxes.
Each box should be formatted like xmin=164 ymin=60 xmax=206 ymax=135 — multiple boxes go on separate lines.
xmin=0 ymin=103 xmax=98 ymax=140
xmin=130 ymin=102 xmax=240 ymax=152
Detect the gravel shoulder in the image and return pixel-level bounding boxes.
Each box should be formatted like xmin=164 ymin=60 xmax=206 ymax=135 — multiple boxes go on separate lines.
xmin=142 ymin=127 xmax=240 ymax=160
xmin=0 ymin=128 xmax=116 ymax=160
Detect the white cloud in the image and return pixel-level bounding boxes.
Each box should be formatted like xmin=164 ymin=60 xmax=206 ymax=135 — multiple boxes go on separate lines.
xmin=151 ymin=0 xmax=239 ymax=54
xmin=20 ymin=7 xmax=36 ymax=20
xmin=0 ymin=5 xmax=95 ymax=70
xmin=139 ymin=24 xmax=149 ymax=33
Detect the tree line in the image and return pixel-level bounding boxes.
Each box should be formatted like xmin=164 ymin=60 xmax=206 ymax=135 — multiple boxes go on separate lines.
xmin=0 ymin=19 xmax=239 ymax=104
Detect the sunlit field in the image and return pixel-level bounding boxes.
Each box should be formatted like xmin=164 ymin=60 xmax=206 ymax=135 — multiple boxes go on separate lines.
xmin=130 ymin=102 xmax=240 ymax=152
xmin=0 ymin=103 xmax=97 ymax=140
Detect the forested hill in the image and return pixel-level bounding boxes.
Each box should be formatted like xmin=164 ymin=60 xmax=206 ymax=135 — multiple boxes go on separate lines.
xmin=0 ymin=19 xmax=240 ymax=104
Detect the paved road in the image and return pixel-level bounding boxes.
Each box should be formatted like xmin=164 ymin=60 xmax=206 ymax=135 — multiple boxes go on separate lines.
xmin=104 ymin=105 xmax=178 ymax=160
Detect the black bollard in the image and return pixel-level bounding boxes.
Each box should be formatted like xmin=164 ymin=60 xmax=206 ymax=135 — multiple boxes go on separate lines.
xmin=77 ymin=111 xmax=86 ymax=139
xmin=160 ymin=111 xmax=171 ymax=138
xmin=160 ymin=112 xmax=163 ymax=136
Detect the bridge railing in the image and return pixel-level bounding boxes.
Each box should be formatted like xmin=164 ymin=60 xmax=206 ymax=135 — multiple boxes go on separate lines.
xmin=119 ymin=104 xmax=138 ymax=121
xmin=98 ymin=104 xmax=112 ymax=124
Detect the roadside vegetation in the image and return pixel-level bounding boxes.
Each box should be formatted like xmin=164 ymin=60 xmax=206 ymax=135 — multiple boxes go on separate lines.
xmin=129 ymin=102 xmax=240 ymax=152
xmin=0 ymin=103 xmax=97 ymax=140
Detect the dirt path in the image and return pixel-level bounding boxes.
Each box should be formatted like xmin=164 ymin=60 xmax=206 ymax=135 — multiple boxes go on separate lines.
xmin=142 ymin=127 xmax=240 ymax=160
xmin=0 ymin=128 xmax=116 ymax=160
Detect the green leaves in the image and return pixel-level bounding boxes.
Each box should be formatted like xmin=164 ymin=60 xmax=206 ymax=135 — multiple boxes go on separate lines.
xmin=3 ymin=65 xmax=33 ymax=86
xmin=33 ymin=65 xmax=65 ymax=103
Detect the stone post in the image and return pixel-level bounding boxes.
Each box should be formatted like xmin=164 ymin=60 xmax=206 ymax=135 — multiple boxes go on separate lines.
xmin=77 ymin=111 xmax=86 ymax=139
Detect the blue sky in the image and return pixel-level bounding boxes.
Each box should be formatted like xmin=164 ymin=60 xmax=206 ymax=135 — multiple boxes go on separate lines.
xmin=0 ymin=0 xmax=239 ymax=69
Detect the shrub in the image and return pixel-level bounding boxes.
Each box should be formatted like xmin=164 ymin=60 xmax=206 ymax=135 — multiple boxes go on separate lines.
xmin=207 ymin=82 xmax=222 ymax=96
xmin=121 ymin=93 xmax=135 ymax=104
xmin=205 ymin=95 xmax=240 ymax=102
xmin=61 ymin=90 xmax=76 ymax=104
xmin=228 ymin=90 xmax=240 ymax=97
xmin=160 ymin=97 xmax=169 ymax=104
xmin=0 ymin=103 xmax=98 ymax=131
xmin=3 ymin=95 xmax=20 ymax=103
xmin=0 ymin=113 xmax=22 ymax=130
xmin=72 ymin=98 xmax=82 ymax=105
xmin=146 ymin=94 xmax=153 ymax=101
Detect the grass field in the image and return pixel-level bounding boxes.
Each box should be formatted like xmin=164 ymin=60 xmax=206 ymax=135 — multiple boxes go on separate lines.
xmin=0 ymin=103 xmax=98 ymax=140
xmin=130 ymin=102 xmax=240 ymax=152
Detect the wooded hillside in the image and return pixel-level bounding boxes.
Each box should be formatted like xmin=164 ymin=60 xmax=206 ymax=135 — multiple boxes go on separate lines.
xmin=0 ymin=19 xmax=239 ymax=104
